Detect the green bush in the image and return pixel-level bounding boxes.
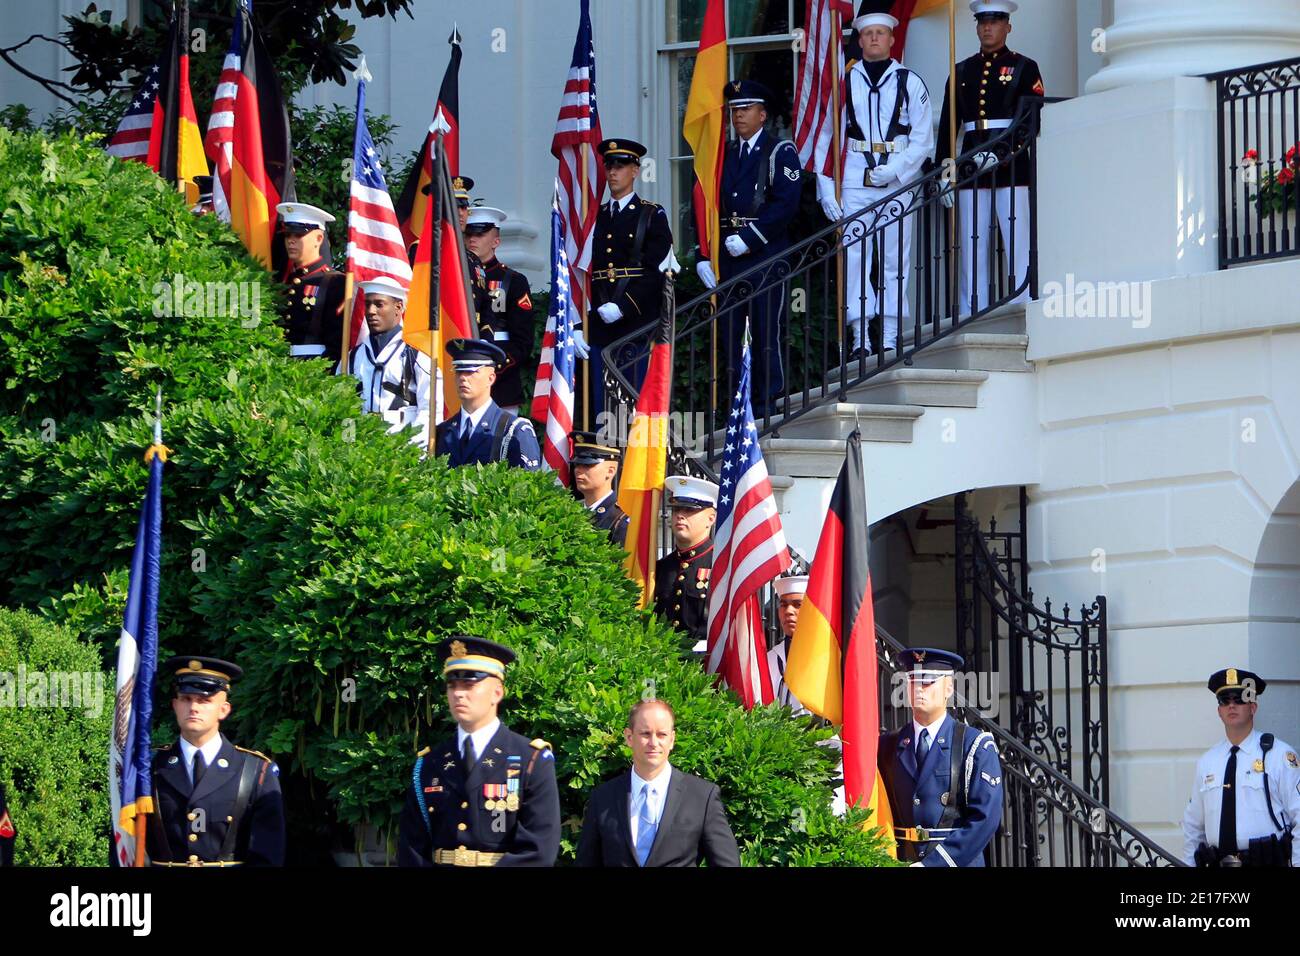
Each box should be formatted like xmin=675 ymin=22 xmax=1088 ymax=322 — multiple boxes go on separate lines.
xmin=0 ymin=130 xmax=893 ymax=866
xmin=0 ymin=608 xmax=113 ymax=866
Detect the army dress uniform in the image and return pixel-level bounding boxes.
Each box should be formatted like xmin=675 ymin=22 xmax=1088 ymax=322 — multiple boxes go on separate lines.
xmin=935 ymin=0 xmax=1045 ymax=313
xmin=652 ymin=476 xmax=720 ymax=654
xmin=877 ymin=648 xmax=1004 ymax=867
xmin=1182 ymin=668 xmax=1300 ymax=867
xmin=147 ymin=658 xmax=286 ymax=868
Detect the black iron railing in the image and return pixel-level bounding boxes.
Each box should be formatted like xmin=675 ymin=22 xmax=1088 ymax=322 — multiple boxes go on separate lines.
xmin=602 ymin=97 xmax=1044 ymax=479
xmin=1207 ymin=56 xmax=1300 ymax=268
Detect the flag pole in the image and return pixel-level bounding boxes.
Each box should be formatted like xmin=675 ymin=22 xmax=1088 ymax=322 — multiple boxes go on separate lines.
xmin=580 ymin=154 xmax=591 ymax=432
xmin=340 ymin=56 xmax=373 ymax=373
xmin=427 ymin=134 xmax=445 ymax=458
xmin=831 ymin=8 xmax=845 ymax=368
xmin=946 ymin=0 xmax=959 ymax=320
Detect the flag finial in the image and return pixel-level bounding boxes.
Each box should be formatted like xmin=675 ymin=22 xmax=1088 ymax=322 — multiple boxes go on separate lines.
xmin=353 ymin=54 xmax=372 ymax=85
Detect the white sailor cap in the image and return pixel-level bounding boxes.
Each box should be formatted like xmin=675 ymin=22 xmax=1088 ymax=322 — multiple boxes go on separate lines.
xmin=664 ymin=475 xmax=719 ymax=510
xmin=852 ymin=12 xmax=899 ymax=31
xmin=276 ymin=202 xmax=335 ymax=231
xmin=464 ymin=206 xmax=507 ymax=231
xmin=970 ymin=0 xmax=1017 ymax=17
xmin=774 ymin=575 xmax=809 ymax=596
xmin=359 ymin=276 xmax=409 ymax=302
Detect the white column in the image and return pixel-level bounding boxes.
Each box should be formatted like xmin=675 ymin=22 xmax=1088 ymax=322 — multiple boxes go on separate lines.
xmin=1086 ymin=0 xmax=1300 ymax=94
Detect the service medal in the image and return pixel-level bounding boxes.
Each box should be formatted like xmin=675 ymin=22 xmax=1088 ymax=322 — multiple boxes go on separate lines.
xmin=506 ymin=794 xmax=520 ymax=812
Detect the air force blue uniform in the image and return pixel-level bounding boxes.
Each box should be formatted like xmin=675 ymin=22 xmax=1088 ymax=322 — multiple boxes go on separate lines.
xmin=878 ymin=712 xmax=1003 ymax=866
xmin=434 ymin=400 xmax=541 ymax=470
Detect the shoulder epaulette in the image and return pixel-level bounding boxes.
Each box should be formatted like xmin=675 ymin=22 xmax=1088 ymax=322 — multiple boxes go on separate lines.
xmin=530 ymin=738 xmax=552 ymax=751
xmin=416 ymin=746 xmax=431 ymax=758
xmin=234 ymin=745 xmax=272 ymax=763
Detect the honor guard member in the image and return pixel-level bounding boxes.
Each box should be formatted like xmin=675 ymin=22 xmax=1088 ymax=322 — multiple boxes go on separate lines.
xmin=584 ymin=138 xmax=675 ymax=415
xmin=464 ymin=205 xmax=536 ymax=414
xmin=433 ymin=339 xmax=541 ymax=469
xmin=697 ymin=81 xmax=803 ymax=414
xmin=399 ymin=636 xmax=560 ymax=867
xmin=191 ymin=175 xmax=214 ymax=215
xmin=147 ymin=657 xmax=286 ymax=867
xmin=1183 ymin=668 xmax=1300 ymax=867
xmin=653 ymin=476 xmax=719 ymax=654
xmin=571 ymin=430 xmax=630 ymax=547
xmin=277 ymin=202 xmax=347 ymax=366
xmin=453 ymin=175 xmax=475 ymax=230
xmin=346 ymin=276 xmax=431 ymax=447
xmin=0 ymin=778 xmax=15 ymax=866
xmin=935 ymin=0 xmax=1044 ymax=315
xmin=769 ymin=573 xmax=809 ymax=714
xmin=817 ymin=10 xmax=933 ymax=359
xmin=878 ymin=648 xmax=1003 ymax=867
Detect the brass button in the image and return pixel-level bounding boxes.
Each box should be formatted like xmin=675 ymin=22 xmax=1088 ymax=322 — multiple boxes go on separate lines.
xmin=980 ymin=111 xmax=987 ymax=117
xmin=457 ymin=823 xmax=468 ymax=831
xmin=606 ymin=247 xmax=612 ymax=253
xmin=979 ymin=99 xmax=985 ymax=105
xmin=677 ymin=574 xmax=684 ymax=581
xmin=606 ymin=233 xmax=612 ymax=238
xmin=293 ymin=278 xmax=302 ymax=285
xmin=680 ymin=561 xmax=689 ymax=569
xmin=188 ymin=855 xmax=199 ymax=863
xmin=461 ymin=802 xmax=468 ymax=809
xmin=186 ymin=812 xmax=196 ymax=821
xmin=428 ymin=805 xmax=435 ymax=812
xmin=226 ymin=816 xmax=233 ymax=823
xmin=675 ymin=589 xmax=682 ymax=596
xmin=188 ymin=833 xmax=198 ymax=843
xmin=673 ymin=604 xmax=680 ymax=611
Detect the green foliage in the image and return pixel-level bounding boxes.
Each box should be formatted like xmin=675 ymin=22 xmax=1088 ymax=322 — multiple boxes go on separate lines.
xmin=0 ymin=131 xmax=893 ymax=866
xmin=0 ymin=608 xmax=113 ymax=866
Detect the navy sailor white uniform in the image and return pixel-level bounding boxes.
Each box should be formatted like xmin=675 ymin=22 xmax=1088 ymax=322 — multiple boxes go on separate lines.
xmin=818 ymin=14 xmax=933 ymax=355
xmin=346 ymin=278 xmax=431 ymax=447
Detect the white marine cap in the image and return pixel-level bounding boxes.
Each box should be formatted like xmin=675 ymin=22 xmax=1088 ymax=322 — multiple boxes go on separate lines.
xmin=359 ymin=276 xmax=409 ymax=302
xmin=852 ymin=12 xmax=899 ymax=31
xmin=663 ymin=475 xmax=720 ymax=510
xmin=275 ymin=202 xmax=336 ymax=229
xmin=970 ymin=0 xmax=1018 ymax=16
xmin=464 ymin=206 xmax=508 ymax=230
xmin=774 ymin=575 xmax=810 ymax=596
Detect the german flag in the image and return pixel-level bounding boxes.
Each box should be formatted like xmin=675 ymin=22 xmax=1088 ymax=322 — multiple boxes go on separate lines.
xmin=403 ymin=137 xmax=477 ymax=424
xmin=682 ymin=0 xmax=726 ymax=267
xmin=616 ymin=294 xmax=674 ymax=608
xmin=785 ymin=429 xmax=894 ymax=848
xmin=395 ymin=28 xmax=461 ymax=252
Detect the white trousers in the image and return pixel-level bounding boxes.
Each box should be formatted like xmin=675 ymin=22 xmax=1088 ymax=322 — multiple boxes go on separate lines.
xmin=957 ymin=185 xmax=1030 ymax=316
xmin=842 ymin=184 xmax=913 ymax=352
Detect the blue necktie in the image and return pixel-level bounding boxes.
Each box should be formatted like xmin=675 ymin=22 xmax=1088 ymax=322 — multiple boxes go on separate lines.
xmin=635 ymin=784 xmax=658 ymax=866
xmin=741 ymin=142 xmax=751 ymax=162
xmin=916 ymin=728 xmax=931 ymax=766
xmin=458 ymin=417 xmax=472 ymax=453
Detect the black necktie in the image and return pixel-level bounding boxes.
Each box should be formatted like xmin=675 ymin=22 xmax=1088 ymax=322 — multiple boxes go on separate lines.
xmin=191 ymin=751 xmax=207 ymax=790
xmin=741 ymin=142 xmax=751 ymax=161
xmin=462 ymin=736 xmax=476 ymax=773
xmin=916 ymin=728 xmax=931 ymax=766
xmin=458 ymin=418 xmax=471 ymax=453
xmin=1219 ymin=745 xmax=1239 ymax=852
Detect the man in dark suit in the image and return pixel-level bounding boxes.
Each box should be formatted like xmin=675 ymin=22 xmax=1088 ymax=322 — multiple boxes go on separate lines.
xmin=576 ymin=699 xmax=740 ymax=867
xmin=146 ymin=656 xmax=285 ymax=867
xmin=433 ymin=339 xmax=541 ymax=469
xmin=399 ymin=636 xmax=560 ymax=867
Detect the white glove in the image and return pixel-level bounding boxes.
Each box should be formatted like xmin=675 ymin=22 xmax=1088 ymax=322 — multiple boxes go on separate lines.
xmin=820 ymin=197 xmax=843 ymax=222
xmin=571 ymin=327 xmax=590 ymax=360
xmin=724 ymin=234 xmax=750 ymax=257
xmin=972 ymin=150 xmax=998 ymax=173
xmin=939 ymin=181 xmax=955 ymax=209
xmin=696 ymin=259 xmax=717 ymax=289
xmin=597 ymin=302 xmax=623 ymax=324
xmin=659 ymin=248 xmax=682 ymax=274
xmin=868 ymin=164 xmax=899 ymax=187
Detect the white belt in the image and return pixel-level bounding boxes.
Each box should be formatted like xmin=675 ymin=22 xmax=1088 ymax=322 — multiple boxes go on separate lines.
xmin=962 ymin=118 xmax=1012 ymax=132
xmin=290 ymin=343 xmax=327 ymax=357
xmin=848 ymin=135 xmax=909 ymax=154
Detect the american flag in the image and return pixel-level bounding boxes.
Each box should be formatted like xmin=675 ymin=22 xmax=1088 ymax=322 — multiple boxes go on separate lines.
xmin=203 ymin=6 xmax=243 ymax=221
xmin=539 ymin=196 xmax=578 ymax=483
xmin=793 ymin=0 xmax=854 ymax=176
xmin=106 ymin=62 xmax=164 ymax=163
xmin=705 ymin=326 xmax=791 ymax=708
xmin=539 ymin=0 xmax=605 ymax=419
xmin=344 ymin=60 xmax=412 ymax=355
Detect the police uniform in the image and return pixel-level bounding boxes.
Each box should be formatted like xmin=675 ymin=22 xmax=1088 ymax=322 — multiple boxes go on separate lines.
xmin=433 ymin=339 xmax=541 ymax=469
xmin=0 ymin=779 xmax=15 ymax=866
xmin=819 ymin=12 xmax=933 ymax=356
xmin=652 ymin=476 xmax=719 ymax=653
xmin=768 ymin=573 xmax=808 ymax=714
xmin=346 ymin=276 xmax=430 ymax=448
xmin=398 ymin=637 xmax=560 ymax=867
xmin=877 ymin=648 xmax=1003 ymax=867
xmin=571 ymin=432 xmax=630 ymax=548
xmin=277 ymin=202 xmax=348 ymax=365
xmin=935 ymin=0 xmax=1044 ymax=314
xmin=467 ymin=206 xmax=537 ymax=412
xmin=147 ymin=657 xmax=286 ymax=867
xmin=709 ymin=81 xmax=803 ymax=409
xmin=587 ymin=139 xmax=674 ymax=414
xmin=1182 ymin=668 xmax=1300 ymax=867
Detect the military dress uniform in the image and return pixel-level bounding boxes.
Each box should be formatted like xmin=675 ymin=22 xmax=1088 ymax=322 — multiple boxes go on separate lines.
xmin=652 ymin=476 xmax=719 ymax=654
xmin=712 ymin=81 xmax=803 ymax=409
xmin=936 ymin=0 xmax=1044 ymax=314
xmin=147 ymin=657 xmax=286 ymax=868
xmin=480 ymin=254 xmax=536 ymax=412
xmin=432 ymin=339 xmax=541 ymax=469
xmin=398 ymin=637 xmax=560 ymax=867
xmin=571 ymin=432 xmax=630 ymax=548
xmin=587 ymin=139 xmax=674 ymax=415
xmin=877 ymin=648 xmax=1004 ymax=867
xmin=347 ymin=276 xmax=430 ymax=447
xmin=768 ymin=574 xmax=808 ymax=714
xmin=277 ymin=202 xmax=348 ymax=365
xmin=1182 ymin=668 xmax=1300 ymax=867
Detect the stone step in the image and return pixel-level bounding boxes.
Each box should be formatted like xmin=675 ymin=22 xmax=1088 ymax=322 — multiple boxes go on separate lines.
xmin=909 ymin=332 xmax=1032 ymax=372
xmin=845 ymin=367 xmax=989 ymax=408
xmin=767 ymin=401 xmax=924 ymax=443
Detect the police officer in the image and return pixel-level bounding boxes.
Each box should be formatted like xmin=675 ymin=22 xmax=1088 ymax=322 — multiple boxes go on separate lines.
xmin=1183 ymin=668 xmax=1300 ymax=867
xmin=345 ymin=276 xmax=431 ymax=447
xmin=464 ymin=206 xmax=536 ymax=414
xmin=697 ymin=81 xmax=803 ymax=415
xmin=817 ymin=11 xmax=933 ymax=359
xmin=585 ymin=138 xmax=675 ymax=415
xmin=653 ymin=476 xmax=719 ymax=654
xmin=399 ymin=636 xmax=560 ymax=867
xmin=433 ymin=339 xmax=541 ymax=469
xmin=147 ymin=657 xmax=285 ymax=867
xmin=570 ymin=430 xmax=629 ymax=547
xmin=769 ymin=573 xmax=809 ymax=713
xmin=878 ymin=647 xmax=1003 ymax=867
xmin=0 ymin=777 xmax=15 ymax=866
xmin=936 ymin=0 xmax=1044 ymax=315
xmin=277 ymin=202 xmax=348 ymax=366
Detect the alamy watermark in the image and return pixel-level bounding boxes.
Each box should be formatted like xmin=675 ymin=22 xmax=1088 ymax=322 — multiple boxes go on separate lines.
xmin=1040 ymin=273 xmax=1151 ymax=329
xmin=0 ymin=666 xmax=106 ymax=717
xmin=595 ymin=408 xmax=709 ymax=458
xmin=890 ymin=669 xmax=1000 ymax=718
xmin=152 ymin=273 xmax=261 ymax=327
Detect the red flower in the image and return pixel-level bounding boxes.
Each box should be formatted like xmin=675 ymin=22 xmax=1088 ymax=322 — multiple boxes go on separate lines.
xmin=1279 ymin=167 xmax=1296 ymax=186
xmin=1242 ymin=148 xmax=1259 ymax=164
xmin=1287 ymin=144 xmax=1298 ymax=166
